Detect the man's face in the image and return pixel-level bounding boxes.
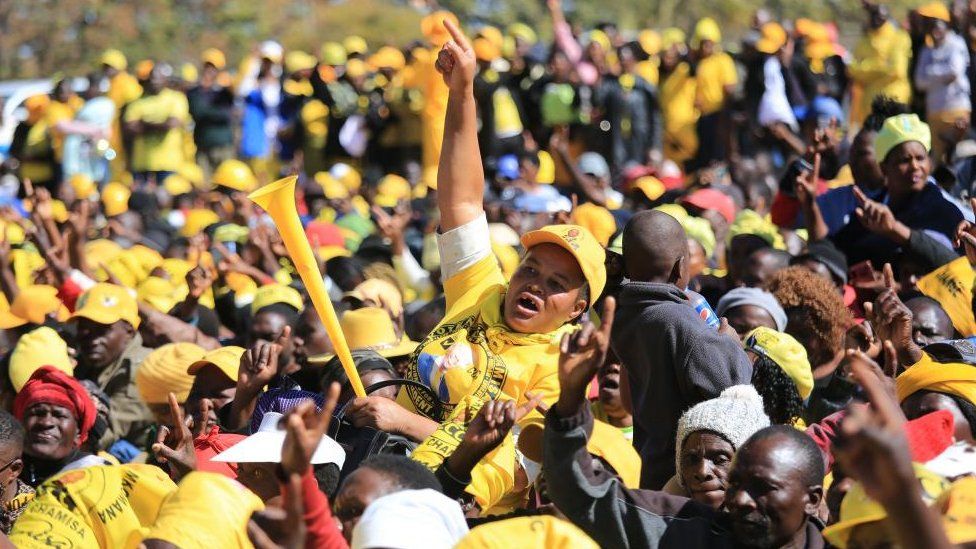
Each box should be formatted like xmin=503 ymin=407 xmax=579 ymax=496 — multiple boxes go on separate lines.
xmin=905 ymin=299 xmax=953 ymax=347
xmin=333 ymin=467 xmax=394 ymax=542
xmin=725 ymin=437 xmax=821 ymax=549
xmin=292 ymin=311 xmax=333 ymax=368
xmin=76 ymin=319 xmax=133 ymax=370
xmin=23 ymin=403 xmax=80 ymax=461
xmin=248 ymin=310 xmax=294 ymax=371
xmin=0 ymin=439 xmax=23 ymax=490
xmin=726 ymin=305 xmax=777 ymax=338
xmin=849 ymin=130 xmax=884 ymax=189
xmin=740 ymin=248 xmax=779 ymax=288
xmin=503 ymin=244 xmax=587 ymax=334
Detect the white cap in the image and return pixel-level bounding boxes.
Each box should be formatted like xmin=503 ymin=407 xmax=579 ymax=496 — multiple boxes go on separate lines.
xmin=351 ymin=489 xmax=468 ymax=549
xmin=211 ymin=412 xmax=345 ymax=467
xmin=259 ymin=41 xmax=284 ymax=63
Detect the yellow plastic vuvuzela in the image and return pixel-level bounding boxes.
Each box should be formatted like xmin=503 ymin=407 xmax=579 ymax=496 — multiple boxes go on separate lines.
xmin=249 ymin=176 xmax=366 ymax=398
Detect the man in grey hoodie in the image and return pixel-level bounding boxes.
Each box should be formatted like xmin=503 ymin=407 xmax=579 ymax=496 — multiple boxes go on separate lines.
xmin=611 ymin=210 xmax=753 ymax=489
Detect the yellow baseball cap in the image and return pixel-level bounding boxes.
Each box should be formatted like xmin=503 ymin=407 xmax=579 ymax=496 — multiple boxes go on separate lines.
xmin=71 ymin=283 xmax=141 ymax=329
xmin=250 ymin=284 xmax=304 ymax=315
xmin=314 ymin=172 xmax=349 ymax=200
xmin=163 ymin=174 xmax=193 ymax=196
xmin=212 ymin=159 xmax=258 ymax=192
xmin=100 ymin=49 xmax=128 ymax=71
xmin=638 ymin=29 xmax=662 ymax=56
xmin=343 ymin=35 xmax=369 ymax=56
xmin=756 ymin=22 xmax=788 ymax=54
xmin=823 ymin=464 xmax=949 ymax=548
xmin=744 ymin=327 xmax=814 ymax=400
xmin=331 ymin=163 xmax=362 ymax=192
xmin=918 ymin=2 xmax=951 ymax=22
xmin=0 ymin=285 xmax=69 ymax=329
xmin=374 ymin=174 xmax=411 ymax=208
xmin=181 ymin=209 xmax=220 ymax=238
xmin=875 ymin=113 xmax=931 ymax=162
xmin=137 ymin=276 xmax=183 ymax=314
xmin=521 ymin=224 xmax=607 ymax=302
xmin=9 ymin=327 xmax=73 ymax=392
xmin=187 ymin=346 xmax=246 ymax=380
xmin=101 ymin=182 xmax=131 ymax=217
xmin=70 ymin=174 xmax=97 ymax=200
xmin=572 ymin=203 xmax=617 ymax=247
xmin=320 ymin=42 xmax=348 ymax=66
xmin=691 ymin=17 xmax=721 ymax=47
xmin=201 ymin=47 xmax=227 ymax=70
xmin=136 ymin=343 xmax=205 ymax=404
xmin=632 ymin=175 xmax=666 ymax=202
xmin=507 ymin=23 xmax=538 ymax=44
xmin=369 ymin=46 xmax=406 ymax=71
xmin=473 ymin=37 xmax=501 ymax=62
xmin=285 ymin=50 xmax=316 ymax=74
xmin=85 ymin=239 xmax=123 ymax=266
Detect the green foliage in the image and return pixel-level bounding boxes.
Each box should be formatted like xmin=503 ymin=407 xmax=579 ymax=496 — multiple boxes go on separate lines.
xmin=0 ymin=0 xmax=927 ymax=80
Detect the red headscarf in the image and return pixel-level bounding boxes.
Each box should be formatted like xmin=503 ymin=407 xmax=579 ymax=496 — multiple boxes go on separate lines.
xmin=13 ymin=366 xmax=97 ymax=444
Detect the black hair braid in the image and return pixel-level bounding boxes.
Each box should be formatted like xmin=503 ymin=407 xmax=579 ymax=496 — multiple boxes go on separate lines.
xmin=751 ymin=355 xmax=805 ymax=425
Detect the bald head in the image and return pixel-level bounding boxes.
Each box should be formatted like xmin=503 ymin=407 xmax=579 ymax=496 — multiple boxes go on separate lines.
xmin=623 ymin=210 xmax=689 ymax=285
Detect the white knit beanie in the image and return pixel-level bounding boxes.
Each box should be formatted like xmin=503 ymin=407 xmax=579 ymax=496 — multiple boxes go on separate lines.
xmin=674 ymin=385 xmax=771 ymax=483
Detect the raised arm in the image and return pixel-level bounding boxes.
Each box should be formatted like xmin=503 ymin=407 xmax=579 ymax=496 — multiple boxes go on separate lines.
xmin=435 ymin=20 xmax=485 ymax=232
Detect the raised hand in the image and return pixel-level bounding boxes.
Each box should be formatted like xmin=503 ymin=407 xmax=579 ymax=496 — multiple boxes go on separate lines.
xmin=954 ymin=197 xmax=976 ymax=265
xmin=280 ymin=383 xmax=339 ymax=476
xmin=854 ymin=186 xmax=910 ymax=244
xmin=372 ymin=203 xmax=411 ymax=254
xmin=795 ymin=153 xmax=820 ymax=206
xmin=435 ymin=19 xmax=476 ymax=93
xmin=238 ymin=327 xmax=290 ymax=394
xmin=554 ymin=297 xmax=616 ymax=417
xmin=185 ymin=264 xmax=215 ymax=300
xmin=152 ymin=392 xmax=197 ymax=479
xmin=863 ymin=263 xmax=921 ymax=368
xmin=463 ymin=394 xmax=542 ymax=453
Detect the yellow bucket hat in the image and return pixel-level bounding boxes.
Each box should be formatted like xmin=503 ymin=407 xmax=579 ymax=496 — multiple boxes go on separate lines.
xmin=521 ymin=224 xmax=608 ymax=301
xmin=875 ymin=113 xmax=931 ymax=163
xmin=250 ymin=283 xmax=304 ymax=314
xmin=71 ymin=283 xmax=140 ymax=329
xmin=343 ymin=278 xmax=404 ymax=319
xmin=163 ymin=173 xmax=193 ymax=196
xmin=331 ymin=162 xmax=362 ymax=193
xmin=9 ymin=326 xmax=73 ymax=392
xmin=137 ymin=275 xmax=185 ymax=314
xmin=918 ymin=2 xmax=951 ymax=22
xmin=136 ymin=342 xmax=205 ymax=404
xmin=333 ymin=307 xmax=418 ymax=359
xmin=744 ymin=327 xmax=814 ymax=400
xmin=187 ymin=346 xmax=246 ymax=381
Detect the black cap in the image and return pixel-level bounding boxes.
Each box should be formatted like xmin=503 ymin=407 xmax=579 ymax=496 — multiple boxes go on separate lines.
xmin=923 ymin=339 xmax=976 ymax=367
xmin=792 ymin=240 xmax=848 ymax=285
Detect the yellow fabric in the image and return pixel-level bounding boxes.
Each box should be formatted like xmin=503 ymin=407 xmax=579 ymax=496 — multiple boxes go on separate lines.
xmin=187 ymin=346 xmax=245 ymax=381
xmin=420 ymin=42 xmax=451 ymax=187
xmin=0 ymin=284 xmax=68 ymax=329
xmin=70 ymin=173 xmax=97 ymax=200
xmin=728 ymin=209 xmax=786 ymax=249
xmin=20 ymin=118 xmax=54 ymax=184
xmin=9 ymin=326 xmax=73 ymax=393
xmin=137 ymin=276 xmax=186 ymax=314
xmin=107 ymin=72 xmax=142 ymax=109
xmin=9 ymin=464 xmax=177 ymax=549
xmin=343 ymin=35 xmax=368 ymax=55
xmin=537 ymin=151 xmax=556 ymax=184
xmin=636 ymin=59 xmax=659 ymax=86
xmin=917 ymin=256 xmax=976 ymax=336
xmin=314 ymin=172 xmax=349 ymax=199
xmin=251 ymin=283 xmax=304 ymax=314
xmin=369 ymin=46 xmax=406 ymax=71
xmin=163 ymin=173 xmax=192 ymax=196
xmin=143 ymin=472 xmax=263 ymax=548
xmin=571 ymin=203 xmax=616 ymax=247
xmin=330 ymin=307 xmax=417 ymax=359
xmin=457 ymin=515 xmax=598 ymax=548
xmin=493 ymin=87 xmax=523 ymax=137
xmin=918 ymin=2 xmax=951 ymax=22
xmin=660 ymin=62 xmax=699 ymax=163
xmin=45 ymin=100 xmax=76 ymax=161
xmin=756 ymin=22 xmax=788 ymax=54
xmin=400 ymin=255 xmax=574 ymax=509
xmin=520 ymin=224 xmax=608 ymax=300
xmin=632 ymin=176 xmax=665 ymax=202
xmin=492 ymin=243 xmax=520 ymax=280
xmin=72 ymin=283 xmax=141 ymax=329
xmin=345 ymin=278 xmax=404 ymax=318
xmin=695 ymin=52 xmax=737 ymax=116
xmin=897 ymin=352 xmax=976 ymax=405
xmin=937 ymin=476 xmax=976 ymax=544
xmin=850 ymin=22 xmax=912 ymax=125
xmin=285 ymin=51 xmax=316 ymax=74
xmin=136 ymin=343 xmax=205 ymax=404
xmin=212 ymin=159 xmax=258 ymax=192
xmin=124 ymin=88 xmax=190 ymax=172
xmin=9 ymin=248 xmax=43 ymax=291
xmin=680 ymin=216 xmax=716 ymax=258
xmin=823 ymin=463 xmax=949 ymax=548
xmin=875 ymin=113 xmax=931 ymax=161
xmin=181 ymin=209 xmax=219 ymax=238
xmin=85 ymin=239 xmax=123 ymax=266
xmin=102 ymin=181 xmax=131 ymax=217
xmin=744 ymin=327 xmax=814 ymax=400
xmin=320 ymin=42 xmax=347 ymax=66
xmin=376 ymin=174 xmax=411 ymax=206
xmin=589 ymin=419 xmax=642 ymax=488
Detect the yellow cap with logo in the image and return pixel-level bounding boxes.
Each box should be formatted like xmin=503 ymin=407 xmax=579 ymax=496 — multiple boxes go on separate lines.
xmin=250 ymin=283 xmax=304 ymax=314
xmin=744 ymin=327 xmax=814 ymax=399
xmin=71 ymin=283 xmax=141 ymax=329
xmin=521 ymin=224 xmax=607 ymax=302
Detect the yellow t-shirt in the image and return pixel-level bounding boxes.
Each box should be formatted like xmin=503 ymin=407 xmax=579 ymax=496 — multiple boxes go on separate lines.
xmin=124 ymin=89 xmax=190 ymax=172
xmin=695 ymin=52 xmax=738 ymax=116
xmin=45 ymin=100 xmax=77 ymax=162
xmin=660 ymin=62 xmax=700 ymax=163
xmin=403 ymin=254 xmax=572 ymax=509
xmin=108 ymin=72 xmax=143 ymax=109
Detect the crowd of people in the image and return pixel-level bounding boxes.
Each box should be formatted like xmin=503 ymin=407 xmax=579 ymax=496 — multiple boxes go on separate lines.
xmin=0 ymin=0 xmax=974 ymax=547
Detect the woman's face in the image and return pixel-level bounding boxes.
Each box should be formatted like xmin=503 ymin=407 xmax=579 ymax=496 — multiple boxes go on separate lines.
xmin=679 ymin=430 xmax=735 ymax=509
xmin=881 ymin=141 xmax=929 ymax=197
xmin=503 ymin=244 xmax=587 ymax=335
xmin=237 ymin=462 xmax=281 ymax=502
xmin=23 ymin=403 xmax=81 ymax=461
xmin=902 ymin=391 xmax=974 ymax=444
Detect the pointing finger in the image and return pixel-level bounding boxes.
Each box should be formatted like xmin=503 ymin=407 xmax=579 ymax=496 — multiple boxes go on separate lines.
xmin=882 ymin=263 xmax=895 ymax=290
xmin=443 ymin=18 xmax=471 ymax=51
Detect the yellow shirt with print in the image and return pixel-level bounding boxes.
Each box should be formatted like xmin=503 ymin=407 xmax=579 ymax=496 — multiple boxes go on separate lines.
xmin=695 ymin=52 xmax=737 ymax=116
xmin=403 ymin=254 xmax=571 ymax=510
xmin=124 ymin=89 xmax=190 ymax=172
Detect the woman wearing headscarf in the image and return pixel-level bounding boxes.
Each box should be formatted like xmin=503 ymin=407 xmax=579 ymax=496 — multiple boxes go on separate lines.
xmin=663 ymin=385 xmax=770 ymax=508
xmin=13 ymin=366 xmax=97 ymax=487
xmin=897 ymin=351 xmax=976 ymax=444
